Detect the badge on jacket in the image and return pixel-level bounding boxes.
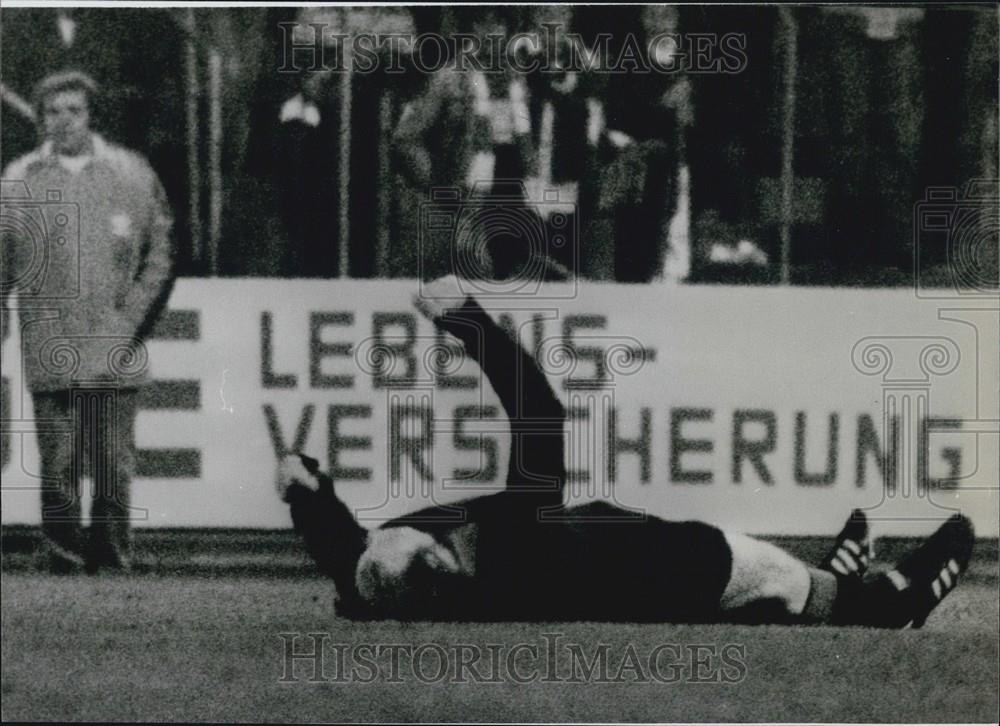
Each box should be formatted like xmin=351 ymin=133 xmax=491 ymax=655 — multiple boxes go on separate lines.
xmin=110 ymin=213 xmax=133 ymax=237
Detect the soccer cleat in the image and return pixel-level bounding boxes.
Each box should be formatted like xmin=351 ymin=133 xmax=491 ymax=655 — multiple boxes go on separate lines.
xmin=847 ymin=514 xmax=975 ymax=629
xmin=822 ymin=509 xmax=873 ymax=580
xmin=892 ymin=514 xmax=975 ymax=628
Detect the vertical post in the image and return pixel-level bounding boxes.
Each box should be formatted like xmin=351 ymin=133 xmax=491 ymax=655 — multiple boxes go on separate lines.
xmin=538 ymin=100 xmax=555 ymax=184
xmin=778 ymin=7 xmax=798 ymax=286
xmin=184 ymin=8 xmax=202 ymax=268
xmin=208 ymin=46 xmax=223 ymax=276
xmin=375 ymin=89 xmax=393 ymax=277
xmin=338 ymin=42 xmax=353 ymax=279
xmin=0 ymin=84 xmax=36 ymax=122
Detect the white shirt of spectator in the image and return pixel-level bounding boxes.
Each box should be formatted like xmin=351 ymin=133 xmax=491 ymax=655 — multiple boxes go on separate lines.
xmin=280 ymin=93 xmax=321 ymax=127
xmin=586 ymin=99 xmax=605 ymax=147
xmin=467 ymin=72 xmax=530 ymax=188
xmin=470 ymin=71 xmax=530 ymax=145
xmin=525 ymin=100 xmax=577 ymax=217
xmin=467 ymin=151 xmax=495 ymax=189
xmin=57 ymin=153 xmax=93 ymax=174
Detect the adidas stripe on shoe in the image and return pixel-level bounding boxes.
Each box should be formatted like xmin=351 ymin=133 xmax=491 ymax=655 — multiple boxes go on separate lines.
xmin=866 ymin=514 xmax=975 ymax=629
xmin=822 ymin=509 xmax=873 ymax=580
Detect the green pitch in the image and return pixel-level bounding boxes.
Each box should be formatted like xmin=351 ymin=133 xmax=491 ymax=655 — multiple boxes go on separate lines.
xmin=2 ymin=562 xmax=997 ymax=722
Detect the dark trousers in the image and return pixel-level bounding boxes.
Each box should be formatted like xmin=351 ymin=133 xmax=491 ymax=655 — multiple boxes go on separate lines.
xmin=33 ymin=387 xmax=137 ymax=561
xmin=597 ymin=140 xmax=678 ymax=283
xmin=613 ymin=147 xmax=676 ymax=283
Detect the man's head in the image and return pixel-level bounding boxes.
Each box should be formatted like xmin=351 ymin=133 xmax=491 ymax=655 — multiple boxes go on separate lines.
xmin=33 ymin=71 xmax=98 ymax=156
xmin=355 ymin=526 xmax=462 ymax=612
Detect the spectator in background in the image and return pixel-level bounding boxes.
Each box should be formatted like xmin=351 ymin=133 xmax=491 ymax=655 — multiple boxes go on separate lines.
xmin=795 ymin=7 xmax=927 ymax=282
xmin=392 ymin=7 xmax=551 ymax=282
xmin=345 ymin=6 xmax=422 ymax=279
xmin=273 ymin=68 xmax=341 ymax=277
xmin=522 ymin=5 xmax=597 ymax=280
xmin=1 ymin=8 xmax=189 ymax=269
xmin=238 ymin=7 xmax=342 ymax=277
xmin=583 ymin=5 xmax=686 ymax=283
xmin=255 ymin=6 xmax=421 ymax=278
xmin=916 ymin=5 xmax=998 ymax=285
xmin=1 ymin=71 xmax=174 ymax=572
xmin=683 ymin=6 xmax=780 ymax=284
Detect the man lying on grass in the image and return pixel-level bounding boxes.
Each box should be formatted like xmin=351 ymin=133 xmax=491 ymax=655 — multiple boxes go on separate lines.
xmin=276 ymin=276 xmax=974 ymax=627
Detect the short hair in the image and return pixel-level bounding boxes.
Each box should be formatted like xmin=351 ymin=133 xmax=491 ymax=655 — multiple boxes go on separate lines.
xmin=32 ymin=70 xmax=98 ymax=115
xmin=355 ymin=527 xmax=460 ymax=612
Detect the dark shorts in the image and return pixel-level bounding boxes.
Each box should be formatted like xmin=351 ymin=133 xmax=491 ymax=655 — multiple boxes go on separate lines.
xmin=474 ymin=501 xmax=734 ymax=623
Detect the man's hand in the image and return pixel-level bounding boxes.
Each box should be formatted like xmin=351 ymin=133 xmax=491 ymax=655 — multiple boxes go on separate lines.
xmin=412 ymin=275 xmax=468 ymax=322
xmin=607 ymin=129 xmax=634 ymax=149
xmin=276 ymin=453 xmax=321 ymax=503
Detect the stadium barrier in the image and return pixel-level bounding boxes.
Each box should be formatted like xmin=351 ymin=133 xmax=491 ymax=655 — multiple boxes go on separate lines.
xmin=2 ymin=279 xmax=997 ymax=537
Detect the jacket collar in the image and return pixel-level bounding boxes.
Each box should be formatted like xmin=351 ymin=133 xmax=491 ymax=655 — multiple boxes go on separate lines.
xmin=38 ymin=133 xmax=110 ymax=164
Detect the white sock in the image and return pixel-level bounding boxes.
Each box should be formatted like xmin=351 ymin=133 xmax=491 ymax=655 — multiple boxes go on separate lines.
xmin=720 ymin=532 xmax=811 ymax=614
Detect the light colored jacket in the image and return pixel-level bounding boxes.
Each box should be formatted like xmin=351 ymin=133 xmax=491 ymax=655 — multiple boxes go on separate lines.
xmin=2 ymin=134 xmax=174 ymax=392
xmin=392 ymin=64 xmax=534 ymax=193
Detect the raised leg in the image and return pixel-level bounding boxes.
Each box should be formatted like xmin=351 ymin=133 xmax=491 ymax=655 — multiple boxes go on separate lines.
xmin=421 ymin=282 xmax=566 ymax=508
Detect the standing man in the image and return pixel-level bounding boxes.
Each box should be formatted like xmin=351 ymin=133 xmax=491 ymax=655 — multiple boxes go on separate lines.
xmin=1 ymin=71 xmax=174 ymax=572
xmin=594 ymin=5 xmax=685 ymax=283
xmin=392 ymin=8 xmax=543 ymax=282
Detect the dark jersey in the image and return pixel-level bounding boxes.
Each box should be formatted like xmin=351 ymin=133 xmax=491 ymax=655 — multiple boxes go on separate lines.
xmin=290 ymin=298 xmax=732 ymax=622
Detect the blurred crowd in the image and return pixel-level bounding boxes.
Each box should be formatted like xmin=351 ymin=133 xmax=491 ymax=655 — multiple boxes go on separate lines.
xmin=2 ymin=5 xmax=997 ymax=285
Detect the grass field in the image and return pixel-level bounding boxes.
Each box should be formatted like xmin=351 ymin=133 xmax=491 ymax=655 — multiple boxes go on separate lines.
xmin=2 ymin=551 xmax=998 ymax=723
